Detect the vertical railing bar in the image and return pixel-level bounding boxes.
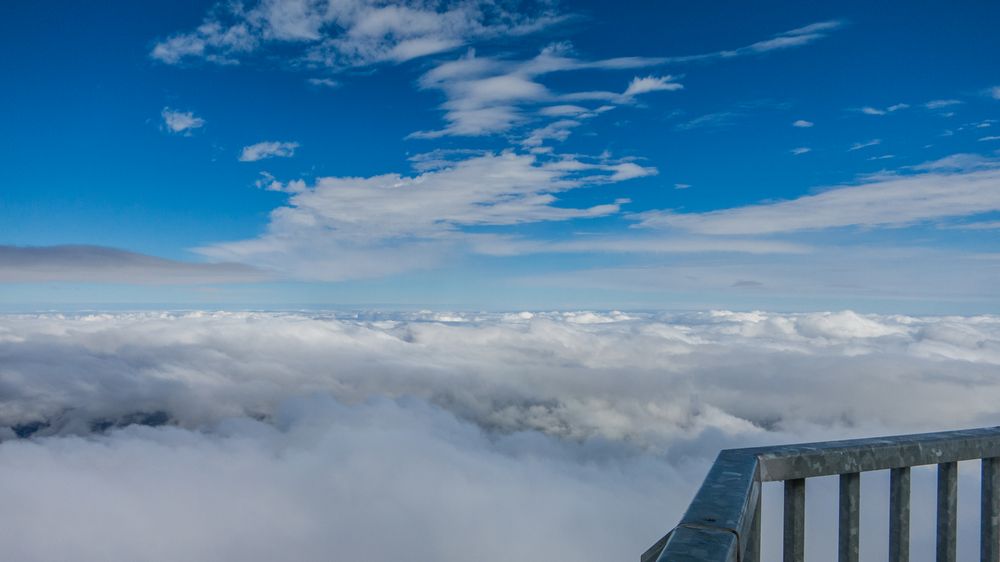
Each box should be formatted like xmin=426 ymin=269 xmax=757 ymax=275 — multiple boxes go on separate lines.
xmin=746 ymin=486 xmax=761 ymax=562
xmin=982 ymin=457 xmax=1000 ymax=562
xmin=890 ymin=467 xmax=911 ymax=562
xmin=839 ymin=472 xmax=860 ymax=562
xmin=937 ymin=461 xmax=958 ymax=562
xmin=784 ymin=478 xmax=805 ymax=562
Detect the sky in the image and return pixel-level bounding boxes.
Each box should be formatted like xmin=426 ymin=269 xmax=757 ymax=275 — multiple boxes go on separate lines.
xmin=1 ymin=0 xmax=999 ymax=313
xmin=1 ymin=4 xmax=1000 ymax=557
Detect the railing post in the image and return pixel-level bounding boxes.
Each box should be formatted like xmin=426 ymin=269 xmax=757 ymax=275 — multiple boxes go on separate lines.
xmin=839 ymin=472 xmax=860 ymax=562
xmin=784 ymin=478 xmax=805 ymax=562
xmin=890 ymin=467 xmax=911 ymax=562
xmin=937 ymin=461 xmax=957 ymax=562
xmin=983 ymin=457 xmax=1000 ymax=562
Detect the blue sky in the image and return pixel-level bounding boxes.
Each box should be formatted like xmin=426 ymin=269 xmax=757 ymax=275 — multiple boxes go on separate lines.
xmin=2 ymin=0 xmax=999 ymax=312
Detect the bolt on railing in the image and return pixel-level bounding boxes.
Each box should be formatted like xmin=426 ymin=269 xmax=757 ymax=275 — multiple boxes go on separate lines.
xmin=643 ymin=426 xmax=1000 ymax=562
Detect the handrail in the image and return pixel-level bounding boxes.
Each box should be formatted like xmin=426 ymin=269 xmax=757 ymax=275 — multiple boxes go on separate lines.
xmin=645 ymin=426 xmax=1000 ymax=562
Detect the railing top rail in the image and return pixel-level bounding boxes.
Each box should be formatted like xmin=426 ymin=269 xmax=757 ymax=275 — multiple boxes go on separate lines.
xmin=746 ymin=425 xmax=1000 ymax=481
xmin=648 ymin=425 xmax=1000 ymax=562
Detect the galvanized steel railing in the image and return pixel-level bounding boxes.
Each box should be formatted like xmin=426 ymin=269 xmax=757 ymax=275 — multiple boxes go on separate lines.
xmin=643 ymin=426 xmax=1000 ymax=562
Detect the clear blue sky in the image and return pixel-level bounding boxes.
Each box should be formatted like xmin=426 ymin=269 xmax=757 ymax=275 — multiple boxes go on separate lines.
xmin=1 ymin=0 xmax=999 ymax=312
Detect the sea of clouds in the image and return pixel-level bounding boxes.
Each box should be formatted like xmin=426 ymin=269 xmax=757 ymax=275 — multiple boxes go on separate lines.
xmin=1 ymin=310 xmax=1000 ymax=561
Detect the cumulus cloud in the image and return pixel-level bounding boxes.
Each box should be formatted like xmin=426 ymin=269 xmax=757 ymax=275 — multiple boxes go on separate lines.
xmin=1 ymin=310 xmax=999 ymax=560
xmin=792 ymin=119 xmax=813 ymax=127
xmin=161 ymin=107 xmax=205 ymax=134
xmin=633 ymin=154 xmax=1000 ymax=234
xmin=0 ymin=245 xmax=265 ymax=284
xmin=239 ymin=141 xmax=300 ymax=162
xmin=150 ymin=0 xmax=563 ymax=68
xmin=198 ymin=151 xmax=655 ymax=280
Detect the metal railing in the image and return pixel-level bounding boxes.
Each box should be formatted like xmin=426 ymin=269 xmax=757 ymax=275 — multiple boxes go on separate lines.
xmin=643 ymin=426 xmax=1000 ymax=562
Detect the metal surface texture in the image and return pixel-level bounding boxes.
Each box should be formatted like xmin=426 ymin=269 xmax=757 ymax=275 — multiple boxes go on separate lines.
xmin=649 ymin=426 xmax=1000 ymax=562
xmin=783 ymin=478 xmax=805 ymax=562
xmin=889 ymin=467 xmax=910 ymax=562
xmin=937 ymin=462 xmax=957 ymax=562
xmin=838 ymin=472 xmax=859 ymax=562
xmin=983 ymin=457 xmax=1000 ymax=562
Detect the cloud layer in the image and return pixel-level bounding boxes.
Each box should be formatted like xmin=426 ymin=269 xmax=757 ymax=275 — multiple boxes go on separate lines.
xmin=1 ymin=310 xmax=999 ymax=560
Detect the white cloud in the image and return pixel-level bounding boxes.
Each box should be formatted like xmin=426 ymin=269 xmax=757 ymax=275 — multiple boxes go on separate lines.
xmin=198 ymin=151 xmax=656 ymax=280
xmin=849 ymin=138 xmax=881 ymax=151
xmin=408 ymin=46 xmax=674 ymax=139
xmin=675 ymin=111 xmax=738 ymax=131
xmin=659 ymin=20 xmax=844 ymax=64
xmin=980 ymin=136 xmax=1000 ymax=142
xmin=161 ymin=107 xmax=205 ymax=134
xmin=408 ymin=19 xmax=834 ymax=141
xmin=792 ymin=119 xmax=813 ymax=128
xmin=622 ymin=75 xmax=683 ymax=97
xmin=868 ymin=154 xmax=894 ymax=160
xmin=3 ymin=310 xmax=1000 ymax=443
xmin=674 ymin=183 xmax=691 ymax=189
xmin=239 ymin=141 xmax=300 ymax=162
xmin=925 ymin=99 xmax=962 ymax=109
xmin=306 ymin=77 xmax=339 ymax=88
xmin=151 ymin=0 xmax=563 ymax=69
xmin=991 ymin=86 xmax=1000 ymax=100
xmin=633 ymin=154 xmax=1000 ymax=235
xmin=791 ymin=147 xmax=811 ymax=155
xmin=859 ymin=103 xmax=908 ymax=116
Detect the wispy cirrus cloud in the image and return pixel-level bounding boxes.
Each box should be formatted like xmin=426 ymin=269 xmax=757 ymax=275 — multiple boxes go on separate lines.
xmin=849 ymin=138 xmax=881 ymax=151
xmin=925 ymin=99 xmax=962 ymax=109
xmin=633 ymin=154 xmax=1000 ymax=235
xmin=858 ymin=103 xmax=908 ymax=116
xmin=657 ymin=20 xmax=844 ymax=64
xmin=239 ymin=141 xmax=300 ymax=162
xmin=408 ymin=20 xmax=838 ymax=141
xmin=408 ymin=45 xmax=677 ymax=139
